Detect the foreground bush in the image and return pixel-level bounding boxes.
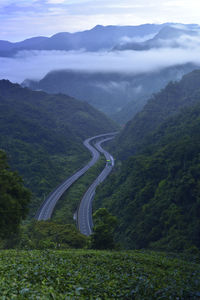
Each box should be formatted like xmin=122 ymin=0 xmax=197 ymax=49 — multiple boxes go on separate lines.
xmin=0 ymin=249 xmax=199 ymax=299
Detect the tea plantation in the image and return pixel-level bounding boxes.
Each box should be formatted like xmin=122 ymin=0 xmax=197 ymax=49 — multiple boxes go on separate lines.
xmin=0 ymin=249 xmax=199 ymax=299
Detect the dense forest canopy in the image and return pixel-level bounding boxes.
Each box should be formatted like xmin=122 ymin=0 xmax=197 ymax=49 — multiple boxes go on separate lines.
xmin=95 ymin=69 xmax=200 ymax=251
xmin=0 ymin=150 xmax=30 ymax=238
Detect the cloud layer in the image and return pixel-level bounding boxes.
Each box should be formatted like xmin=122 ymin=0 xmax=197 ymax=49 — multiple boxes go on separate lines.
xmin=1 ymin=45 xmax=200 ymax=84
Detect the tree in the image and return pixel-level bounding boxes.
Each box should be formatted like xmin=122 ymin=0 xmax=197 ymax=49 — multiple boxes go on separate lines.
xmin=0 ymin=150 xmax=31 ymax=239
xmin=20 ymin=220 xmax=88 ymax=249
xmin=90 ymin=208 xmax=117 ymax=250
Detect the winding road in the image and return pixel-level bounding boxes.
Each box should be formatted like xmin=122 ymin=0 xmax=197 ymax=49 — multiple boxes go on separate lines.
xmin=77 ymin=136 xmax=116 ymax=236
xmin=35 ymin=132 xmax=117 ymax=223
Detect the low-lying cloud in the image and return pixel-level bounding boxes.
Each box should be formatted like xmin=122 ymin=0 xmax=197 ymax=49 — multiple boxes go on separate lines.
xmin=119 ymin=34 xmax=156 ymax=44
xmin=1 ymin=46 xmax=200 ymax=83
xmin=155 ymin=33 xmax=200 ymax=49
xmin=94 ymin=81 xmax=131 ymax=93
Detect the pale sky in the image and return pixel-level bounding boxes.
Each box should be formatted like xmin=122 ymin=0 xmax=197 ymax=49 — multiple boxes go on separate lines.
xmin=1 ymin=0 xmax=200 ymax=41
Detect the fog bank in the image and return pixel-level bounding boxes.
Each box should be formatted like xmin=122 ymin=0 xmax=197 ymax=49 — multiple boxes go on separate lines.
xmin=1 ymin=47 xmax=200 ymax=83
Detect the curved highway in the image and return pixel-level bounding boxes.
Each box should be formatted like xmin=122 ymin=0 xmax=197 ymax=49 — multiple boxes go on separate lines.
xmin=77 ymin=136 xmax=116 ymax=236
xmin=35 ymin=132 xmax=117 ymax=221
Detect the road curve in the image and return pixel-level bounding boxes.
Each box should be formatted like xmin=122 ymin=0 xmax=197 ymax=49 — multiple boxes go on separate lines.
xmin=77 ymin=135 xmax=116 ymax=236
xmin=35 ymin=132 xmax=117 ymax=221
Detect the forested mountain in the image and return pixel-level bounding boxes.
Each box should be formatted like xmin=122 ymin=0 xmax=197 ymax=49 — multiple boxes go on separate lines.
xmin=94 ymin=69 xmax=200 ymax=251
xmin=114 ymin=69 xmax=200 ymax=159
xmin=0 ymin=80 xmax=117 ymax=215
xmin=0 ymin=23 xmax=174 ymax=56
xmin=24 ymin=64 xmax=197 ymax=122
xmin=114 ymin=25 xmax=200 ymax=51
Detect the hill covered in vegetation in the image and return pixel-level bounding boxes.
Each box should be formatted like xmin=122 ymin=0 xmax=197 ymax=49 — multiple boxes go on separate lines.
xmin=0 ymin=249 xmax=199 ymax=299
xmin=94 ymin=70 xmax=200 ymax=252
xmin=0 ymin=80 xmax=117 ymax=216
xmin=114 ymin=69 xmax=200 ymax=159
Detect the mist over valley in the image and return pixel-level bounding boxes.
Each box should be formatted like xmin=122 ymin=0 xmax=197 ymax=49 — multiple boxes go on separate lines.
xmin=1 ymin=0 xmax=200 ymax=295
xmin=1 ymin=23 xmax=200 ymax=123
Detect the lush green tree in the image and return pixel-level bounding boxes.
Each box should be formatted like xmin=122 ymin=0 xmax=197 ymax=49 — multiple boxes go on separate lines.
xmin=90 ymin=208 xmax=117 ymax=250
xmin=19 ymin=220 xmax=88 ymax=249
xmin=0 ymin=150 xmax=31 ymax=239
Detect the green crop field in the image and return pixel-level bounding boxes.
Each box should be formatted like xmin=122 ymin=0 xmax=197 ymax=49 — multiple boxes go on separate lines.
xmin=0 ymin=249 xmax=199 ymax=299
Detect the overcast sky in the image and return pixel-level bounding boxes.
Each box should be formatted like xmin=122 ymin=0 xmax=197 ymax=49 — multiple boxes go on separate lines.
xmin=1 ymin=0 xmax=200 ymax=41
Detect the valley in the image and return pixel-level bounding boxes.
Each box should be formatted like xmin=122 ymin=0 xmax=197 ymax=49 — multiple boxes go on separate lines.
xmin=0 ymin=17 xmax=200 ymax=298
xmin=1 ymin=24 xmax=200 ymax=253
xmin=0 ymin=80 xmax=117 ymax=219
xmin=35 ymin=132 xmax=117 ymax=237
xmin=24 ymin=63 xmax=197 ymax=123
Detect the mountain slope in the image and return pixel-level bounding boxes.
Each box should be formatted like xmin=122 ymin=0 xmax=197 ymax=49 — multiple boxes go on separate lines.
xmin=0 ymin=80 xmax=117 ymax=215
xmin=95 ymin=103 xmax=200 ymax=250
xmin=114 ymin=69 xmax=200 ymax=159
xmin=94 ymin=69 xmax=200 ymax=251
xmin=114 ymin=25 xmax=200 ymax=51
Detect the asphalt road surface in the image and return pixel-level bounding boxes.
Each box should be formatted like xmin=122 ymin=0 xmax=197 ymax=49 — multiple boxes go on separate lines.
xmin=77 ymin=136 xmax=116 ymax=236
xmin=35 ymin=132 xmax=117 ymax=221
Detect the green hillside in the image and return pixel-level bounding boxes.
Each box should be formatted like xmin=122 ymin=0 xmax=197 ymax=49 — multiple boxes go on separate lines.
xmin=115 ymin=69 xmax=200 ymax=160
xmin=0 ymin=249 xmax=199 ymax=299
xmin=0 ymin=80 xmax=117 ymax=216
xmin=94 ymin=70 xmax=200 ymax=251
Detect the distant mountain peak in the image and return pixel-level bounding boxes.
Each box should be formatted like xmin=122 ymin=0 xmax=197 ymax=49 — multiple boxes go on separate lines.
xmin=92 ymin=25 xmax=104 ymax=30
xmin=154 ymin=25 xmax=197 ymax=40
xmin=51 ymin=32 xmax=71 ymax=39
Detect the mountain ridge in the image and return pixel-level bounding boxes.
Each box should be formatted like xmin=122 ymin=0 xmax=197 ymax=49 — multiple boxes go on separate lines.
xmin=0 ymin=23 xmax=195 ymax=56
